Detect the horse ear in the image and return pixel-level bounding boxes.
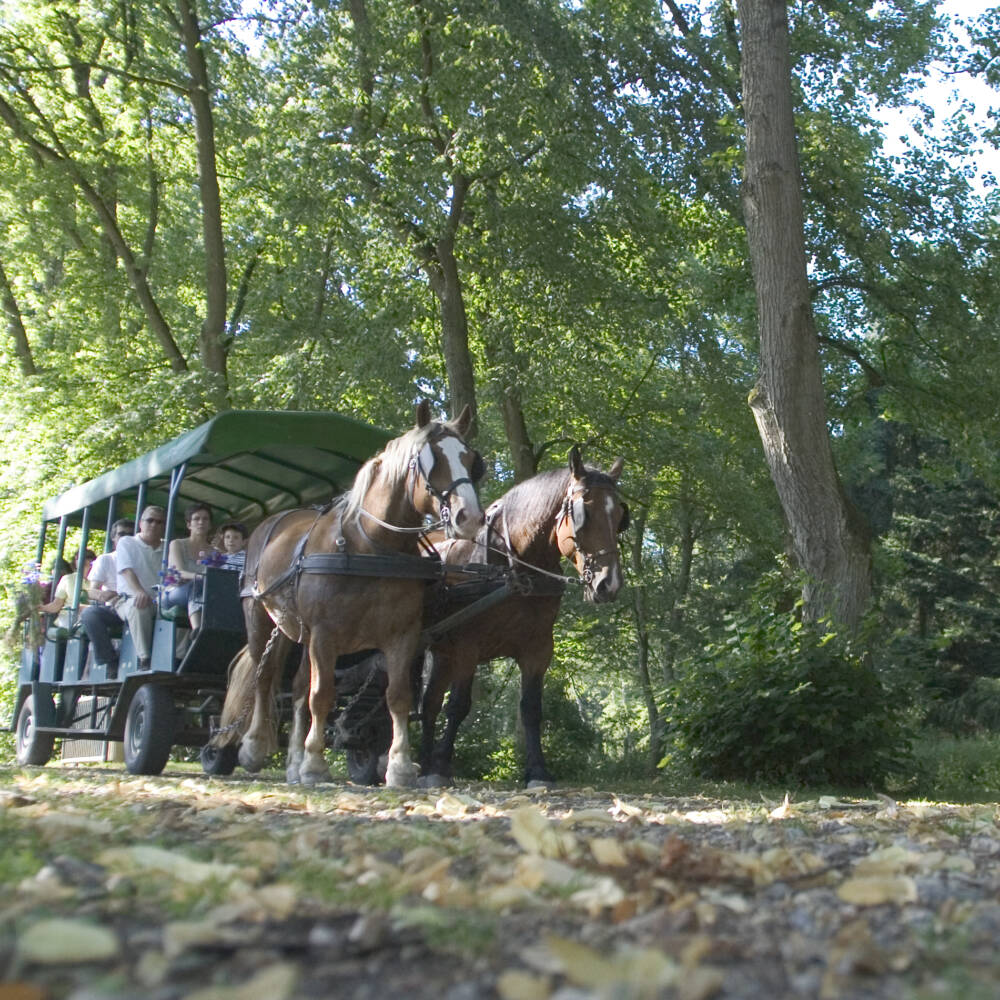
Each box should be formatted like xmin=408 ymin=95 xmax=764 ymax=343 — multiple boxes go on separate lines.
xmin=453 ymin=403 xmax=473 ymax=437
xmin=568 ymin=444 xmax=585 ymax=480
xmin=608 ymin=457 xmax=624 ymax=482
xmin=415 ymin=399 xmax=432 ymax=428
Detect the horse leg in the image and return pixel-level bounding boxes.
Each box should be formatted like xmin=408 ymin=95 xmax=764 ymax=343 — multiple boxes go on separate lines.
xmin=285 ymin=647 xmax=310 ymax=784
xmin=383 ymin=636 xmax=421 ymax=788
xmin=422 ymin=652 xmax=476 ymax=787
xmin=299 ymin=632 xmax=337 ymax=785
xmin=239 ymin=624 xmax=293 ymax=773
xmin=519 ymin=643 xmax=556 ymax=787
xmin=418 ymin=648 xmax=449 ymax=781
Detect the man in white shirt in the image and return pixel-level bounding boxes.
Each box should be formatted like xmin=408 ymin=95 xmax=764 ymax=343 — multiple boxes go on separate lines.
xmin=115 ymin=506 xmax=166 ymax=668
xmin=80 ymin=518 xmax=133 ymax=672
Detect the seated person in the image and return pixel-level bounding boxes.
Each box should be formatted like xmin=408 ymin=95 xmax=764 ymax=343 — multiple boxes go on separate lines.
xmin=115 ymin=506 xmax=165 ymax=669
xmin=39 ymin=549 xmax=96 ymax=631
xmin=163 ymin=503 xmax=213 ymax=630
xmin=80 ymin=519 xmax=133 ymax=672
xmin=214 ymin=521 xmax=248 ymax=573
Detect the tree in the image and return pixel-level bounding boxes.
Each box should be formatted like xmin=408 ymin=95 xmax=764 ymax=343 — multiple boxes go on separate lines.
xmin=0 ymin=0 xmax=244 ymax=410
xmin=737 ymin=0 xmax=872 ymax=627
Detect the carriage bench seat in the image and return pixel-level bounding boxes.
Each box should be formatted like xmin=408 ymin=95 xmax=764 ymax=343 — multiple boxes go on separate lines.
xmin=45 ymin=619 xmax=88 ymax=643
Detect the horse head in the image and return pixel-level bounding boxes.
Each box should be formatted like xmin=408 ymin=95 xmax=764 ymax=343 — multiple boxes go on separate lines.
xmin=410 ymin=400 xmax=485 ymax=540
xmin=555 ymin=445 xmax=628 ymax=604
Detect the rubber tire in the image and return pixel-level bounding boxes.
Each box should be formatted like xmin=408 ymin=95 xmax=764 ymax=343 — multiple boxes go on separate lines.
xmin=123 ymin=684 xmax=175 ymax=775
xmin=200 ymin=742 xmax=238 ymax=776
xmin=15 ymin=695 xmax=56 ymax=767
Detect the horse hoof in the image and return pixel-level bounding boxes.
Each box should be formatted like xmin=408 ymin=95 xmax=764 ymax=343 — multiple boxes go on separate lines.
xmin=526 ymin=779 xmax=555 ymax=790
xmin=285 ymin=767 xmax=301 ymax=784
xmin=299 ymin=765 xmax=332 ymax=786
xmin=417 ymin=773 xmax=451 ymax=789
xmin=385 ymin=760 xmax=419 ymax=788
xmin=238 ymin=745 xmax=264 ymax=773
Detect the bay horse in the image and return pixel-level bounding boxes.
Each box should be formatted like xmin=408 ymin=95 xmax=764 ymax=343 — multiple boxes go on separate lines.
xmin=210 ymin=401 xmax=485 ymax=787
xmin=419 ymin=446 xmax=628 ymax=787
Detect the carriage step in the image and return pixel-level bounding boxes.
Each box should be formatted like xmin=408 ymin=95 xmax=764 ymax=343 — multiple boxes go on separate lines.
xmin=38 ymin=727 xmax=109 ymax=738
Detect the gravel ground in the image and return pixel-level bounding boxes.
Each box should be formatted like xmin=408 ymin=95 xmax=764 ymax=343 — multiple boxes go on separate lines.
xmin=2 ymin=765 xmax=1000 ymax=999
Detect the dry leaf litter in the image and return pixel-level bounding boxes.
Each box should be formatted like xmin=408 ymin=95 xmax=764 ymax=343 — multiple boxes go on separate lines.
xmin=1 ymin=767 xmax=1000 ymax=999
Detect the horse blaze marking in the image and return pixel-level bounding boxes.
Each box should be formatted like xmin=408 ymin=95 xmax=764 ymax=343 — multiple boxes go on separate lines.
xmin=436 ymin=436 xmax=479 ymax=509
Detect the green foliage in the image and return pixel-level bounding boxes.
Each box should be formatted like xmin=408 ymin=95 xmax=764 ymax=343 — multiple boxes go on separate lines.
xmin=908 ymin=731 xmax=1000 ymax=802
xmin=666 ymin=577 xmax=912 ymax=787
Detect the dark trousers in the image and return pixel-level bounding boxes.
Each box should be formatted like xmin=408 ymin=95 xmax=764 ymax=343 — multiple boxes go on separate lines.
xmin=80 ymin=604 xmax=119 ymax=665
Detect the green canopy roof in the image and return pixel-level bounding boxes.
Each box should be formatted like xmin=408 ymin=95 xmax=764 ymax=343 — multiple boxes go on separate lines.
xmin=42 ymin=410 xmax=392 ymax=528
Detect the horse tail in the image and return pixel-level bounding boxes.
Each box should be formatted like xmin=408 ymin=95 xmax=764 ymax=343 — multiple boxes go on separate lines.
xmin=214 ymin=645 xmax=257 ymax=746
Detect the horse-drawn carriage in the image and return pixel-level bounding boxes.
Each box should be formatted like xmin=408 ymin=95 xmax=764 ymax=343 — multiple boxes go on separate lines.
xmin=10 ymin=409 xmax=393 ymax=777
xmin=11 ymin=403 xmax=629 ymax=787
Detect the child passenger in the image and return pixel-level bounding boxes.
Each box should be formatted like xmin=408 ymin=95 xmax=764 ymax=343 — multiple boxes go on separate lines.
xmin=214 ymin=521 xmax=248 ymax=573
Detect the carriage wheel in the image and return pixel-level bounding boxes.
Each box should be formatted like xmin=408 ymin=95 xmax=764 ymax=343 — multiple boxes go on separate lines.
xmin=200 ymin=741 xmax=238 ymax=776
xmin=15 ymin=695 xmax=55 ymax=767
xmin=123 ymin=684 xmax=175 ymax=776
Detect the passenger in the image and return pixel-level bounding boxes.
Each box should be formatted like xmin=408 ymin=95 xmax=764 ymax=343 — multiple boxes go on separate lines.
xmin=115 ymin=505 xmax=166 ymax=669
xmin=79 ymin=519 xmax=134 ymax=673
xmin=38 ymin=549 xmax=97 ymax=631
xmin=214 ymin=521 xmax=248 ymax=573
xmin=163 ymin=503 xmax=213 ymax=631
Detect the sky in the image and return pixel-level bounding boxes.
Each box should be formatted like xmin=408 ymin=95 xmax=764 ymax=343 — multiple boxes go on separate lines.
xmin=880 ymin=0 xmax=1000 ymax=190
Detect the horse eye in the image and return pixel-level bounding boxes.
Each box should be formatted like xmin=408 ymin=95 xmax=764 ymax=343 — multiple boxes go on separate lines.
xmin=618 ymin=503 xmax=631 ymax=533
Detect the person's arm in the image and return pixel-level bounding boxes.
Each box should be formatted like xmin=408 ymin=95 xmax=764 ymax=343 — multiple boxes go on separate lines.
xmin=38 ymin=576 xmax=69 ymax=614
xmin=168 ymin=539 xmax=200 ymax=582
xmin=88 ymin=556 xmax=118 ymax=603
xmin=120 ymin=567 xmax=153 ymax=609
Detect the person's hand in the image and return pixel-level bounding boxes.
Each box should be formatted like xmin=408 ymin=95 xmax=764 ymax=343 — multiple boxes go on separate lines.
xmin=133 ymin=589 xmax=152 ymax=609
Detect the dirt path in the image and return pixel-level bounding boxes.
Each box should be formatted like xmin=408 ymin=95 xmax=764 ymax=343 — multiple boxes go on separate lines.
xmin=2 ymin=765 xmax=999 ymax=999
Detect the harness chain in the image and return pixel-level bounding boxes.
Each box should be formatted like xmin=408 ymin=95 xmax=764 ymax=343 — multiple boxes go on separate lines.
xmin=209 ymin=623 xmax=285 ymax=742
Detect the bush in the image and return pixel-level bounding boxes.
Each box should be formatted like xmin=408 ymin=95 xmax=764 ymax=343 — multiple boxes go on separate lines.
xmin=665 ymin=597 xmax=912 ymax=787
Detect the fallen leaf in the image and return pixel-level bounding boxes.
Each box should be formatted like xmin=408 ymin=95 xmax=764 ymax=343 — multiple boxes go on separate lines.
xmin=509 ymin=805 xmax=575 ymax=858
xmin=836 ymin=875 xmax=918 ymax=906
xmin=99 ymin=845 xmax=242 ymax=885
xmin=495 ymin=969 xmax=552 ymax=1000
xmin=181 ymin=961 xmax=298 ymax=1000
xmin=17 ymin=918 xmax=119 ymax=964
xmin=769 ymin=793 xmax=793 ymax=820
xmin=589 ymin=836 xmax=629 ymax=867
xmin=544 ymin=935 xmax=677 ymax=998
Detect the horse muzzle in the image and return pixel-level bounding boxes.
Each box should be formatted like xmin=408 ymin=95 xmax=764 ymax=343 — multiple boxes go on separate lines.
xmin=583 ymin=564 xmax=622 ymax=604
xmin=444 ymin=498 xmax=485 ymax=540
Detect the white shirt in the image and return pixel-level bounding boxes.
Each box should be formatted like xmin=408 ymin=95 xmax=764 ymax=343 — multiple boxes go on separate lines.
xmin=115 ymin=535 xmax=164 ymax=596
xmin=88 ymin=551 xmax=117 ymax=592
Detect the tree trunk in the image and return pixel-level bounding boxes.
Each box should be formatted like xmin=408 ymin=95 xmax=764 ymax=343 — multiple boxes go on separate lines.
xmin=628 ymin=507 xmax=665 ymax=769
xmin=0 ymin=259 xmax=36 ymax=375
xmin=482 ymin=325 xmax=537 ymax=482
xmin=422 ymin=178 xmax=478 ymax=435
xmin=176 ymin=0 xmax=230 ymax=407
xmin=737 ymin=0 xmax=871 ymax=627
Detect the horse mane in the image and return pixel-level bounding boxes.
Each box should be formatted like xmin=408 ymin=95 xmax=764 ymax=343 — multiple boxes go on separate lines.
xmin=340 ymin=420 xmax=442 ymax=525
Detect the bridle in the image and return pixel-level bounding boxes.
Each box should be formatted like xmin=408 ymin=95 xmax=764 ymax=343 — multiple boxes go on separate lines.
xmin=555 ymin=480 xmax=629 ymax=586
xmin=407 ymin=433 xmax=484 ymax=534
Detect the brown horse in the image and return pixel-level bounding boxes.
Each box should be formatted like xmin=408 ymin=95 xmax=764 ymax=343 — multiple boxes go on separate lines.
xmin=419 ymin=446 xmax=627 ymax=787
xmin=211 ymin=401 xmax=485 ymax=787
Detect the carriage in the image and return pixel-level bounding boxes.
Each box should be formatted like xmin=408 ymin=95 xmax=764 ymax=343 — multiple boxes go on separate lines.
xmin=11 ymin=405 xmax=628 ymax=787
xmin=9 ymin=409 xmax=395 ymax=779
